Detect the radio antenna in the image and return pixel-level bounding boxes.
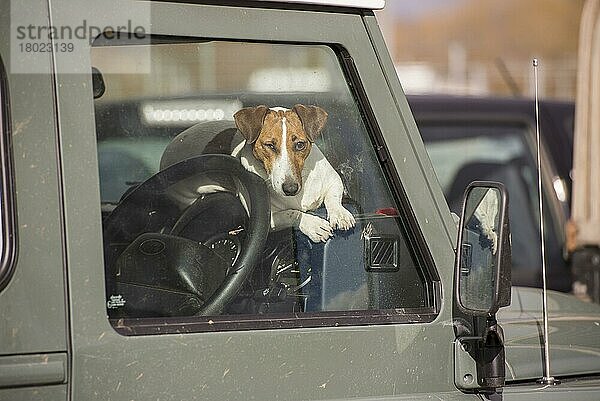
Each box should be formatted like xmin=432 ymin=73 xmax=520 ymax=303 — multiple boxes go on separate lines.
xmin=533 ymin=58 xmax=559 ymax=386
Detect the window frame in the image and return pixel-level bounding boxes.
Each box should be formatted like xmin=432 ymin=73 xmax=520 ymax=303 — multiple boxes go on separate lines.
xmin=0 ymin=54 xmax=18 ymax=292
xmin=92 ymin=35 xmax=441 ymax=335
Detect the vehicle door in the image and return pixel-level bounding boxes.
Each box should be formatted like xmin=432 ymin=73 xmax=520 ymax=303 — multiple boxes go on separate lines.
xmin=49 ymin=1 xmax=470 ymax=400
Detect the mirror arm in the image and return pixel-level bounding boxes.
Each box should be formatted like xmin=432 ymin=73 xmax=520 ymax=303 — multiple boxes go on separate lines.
xmin=478 ymin=316 xmax=506 ymax=389
xmin=455 ymin=315 xmax=506 ymax=392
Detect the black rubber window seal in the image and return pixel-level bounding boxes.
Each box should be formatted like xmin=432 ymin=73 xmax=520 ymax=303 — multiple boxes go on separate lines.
xmin=0 ymin=54 xmax=18 ymax=292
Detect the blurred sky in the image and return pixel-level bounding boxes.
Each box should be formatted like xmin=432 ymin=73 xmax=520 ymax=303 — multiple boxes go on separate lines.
xmin=377 ymin=0 xmax=583 ymax=100
xmin=384 ymin=0 xmax=463 ymax=20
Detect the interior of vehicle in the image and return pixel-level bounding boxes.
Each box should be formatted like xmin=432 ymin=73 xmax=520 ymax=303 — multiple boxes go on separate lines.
xmin=93 ymin=39 xmax=435 ymax=323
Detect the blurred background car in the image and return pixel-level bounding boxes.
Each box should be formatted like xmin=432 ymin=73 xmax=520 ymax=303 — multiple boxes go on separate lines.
xmin=408 ymin=95 xmax=574 ymax=292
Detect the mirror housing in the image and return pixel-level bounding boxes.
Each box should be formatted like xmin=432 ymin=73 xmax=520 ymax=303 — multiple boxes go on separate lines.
xmin=456 ymin=182 xmax=511 ymax=316
xmin=453 ymin=181 xmax=512 ymax=394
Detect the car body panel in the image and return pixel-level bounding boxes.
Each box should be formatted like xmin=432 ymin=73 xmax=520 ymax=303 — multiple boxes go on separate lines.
xmin=0 ymin=0 xmax=598 ymax=400
xmin=0 ymin=0 xmax=68 ymax=359
xmin=363 ymin=16 xmax=459 ymax=249
xmin=47 ymin=1 xmax=459 ymax=400
xmin=504 ymin=377 xmax=600 ymax=400
xmin=0 ymin=1 xmax=69 ymax=399
xmin=500 ymin=287 xmax=600 ymax=381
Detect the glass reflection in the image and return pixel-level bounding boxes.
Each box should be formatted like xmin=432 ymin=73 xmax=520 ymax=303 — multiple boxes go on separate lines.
xmin=459 ymin=187 xmax=501 ymax=312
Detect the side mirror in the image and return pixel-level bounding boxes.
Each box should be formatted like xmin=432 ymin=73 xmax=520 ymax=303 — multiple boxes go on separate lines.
xmin=453 ymin=182 xmax=512 ymax=393
xmin=456 ymin=182 xmax=511 ymax=315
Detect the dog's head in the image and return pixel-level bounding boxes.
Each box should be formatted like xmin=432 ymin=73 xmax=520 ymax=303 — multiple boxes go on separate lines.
xmin=234 ymin=104 xmax=328 ymax=197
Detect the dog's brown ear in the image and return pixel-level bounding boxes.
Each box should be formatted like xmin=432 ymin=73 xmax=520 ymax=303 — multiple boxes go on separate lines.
xmin=292 ymin=104 xmax=328 ymax=142
xmin=234 ymin=105 xmax=269 ymax=143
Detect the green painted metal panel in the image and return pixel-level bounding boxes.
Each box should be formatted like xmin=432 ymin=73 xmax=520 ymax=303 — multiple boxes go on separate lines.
xmin=362 ymin=14 xmax=458 ymax=248
xmin=504 ymin=377 xmax=600 ymax=400
xmin=500 ymin=287 xmax=600 ymax=381
xmin=49 ymin=1 xmax=460 ymax=400
xmin=0 ymin=0 xmax=68 ymax=356
xmin=0 ymin=385 xmax=67 ymax=401
xmin=0 ymin=353 xmax=67 ymax=388
xmin=0 ymin=1 xmax=68 ymax=399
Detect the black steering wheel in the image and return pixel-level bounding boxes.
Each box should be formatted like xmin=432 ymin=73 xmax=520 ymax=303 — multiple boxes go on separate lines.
xmin=103 ymin=155 xmax=270 ymax=316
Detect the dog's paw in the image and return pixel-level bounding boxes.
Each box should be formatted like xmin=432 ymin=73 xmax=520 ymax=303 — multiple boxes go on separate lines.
xmin=299 ymin=213 xmax=333 ymax=243
xmin=327 ymin=205 xmax=356 ymax=231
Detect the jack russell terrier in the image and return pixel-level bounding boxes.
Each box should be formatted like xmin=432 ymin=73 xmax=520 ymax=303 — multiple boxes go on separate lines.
xmin=232 ymin=104 xmax=355 ymax=243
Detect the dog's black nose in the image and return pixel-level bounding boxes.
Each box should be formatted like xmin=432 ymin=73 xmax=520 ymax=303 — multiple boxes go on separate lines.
xmin=282 ymin=182 xmax=299 ymax=196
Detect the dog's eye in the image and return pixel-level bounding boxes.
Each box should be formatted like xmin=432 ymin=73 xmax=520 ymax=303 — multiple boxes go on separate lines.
xmin=264 ymin=143 xmax=276 ymax=151
xmin=294 ymin=141 xmax=306 ymax=151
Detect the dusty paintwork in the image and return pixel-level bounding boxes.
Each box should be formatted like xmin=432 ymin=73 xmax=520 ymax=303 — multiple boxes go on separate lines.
xmin=0 ymin=1 xmax=599 ymax=400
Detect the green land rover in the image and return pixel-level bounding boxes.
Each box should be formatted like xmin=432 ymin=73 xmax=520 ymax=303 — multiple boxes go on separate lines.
xmin=1 ymin=0 xmax=599 ymax=400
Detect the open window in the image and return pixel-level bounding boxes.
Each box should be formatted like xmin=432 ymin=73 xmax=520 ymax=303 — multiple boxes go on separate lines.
xmin=92 ymin=37 xmax=438 ymax=333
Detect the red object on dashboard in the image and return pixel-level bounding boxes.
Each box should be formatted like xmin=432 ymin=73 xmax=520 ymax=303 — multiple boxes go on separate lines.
xmin=375 ymin=207 xmax=399 ymax=216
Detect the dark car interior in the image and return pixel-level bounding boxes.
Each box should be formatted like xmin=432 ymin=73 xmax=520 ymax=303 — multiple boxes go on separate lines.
xmin=95 ymin=88 xmax=432 ymax=320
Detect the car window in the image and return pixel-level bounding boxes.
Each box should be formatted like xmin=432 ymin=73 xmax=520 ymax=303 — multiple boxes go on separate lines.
xmin=92 ymin=39 xmax=436 ymax=332
xmin=0 ymin=55 xmax=16 ymax=292
xmin=420 ymin=122 xmax=569 ymax=292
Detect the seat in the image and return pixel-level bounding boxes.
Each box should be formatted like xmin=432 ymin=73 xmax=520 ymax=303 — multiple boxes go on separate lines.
xmin=160 ymin=120 xmax=243 ymax=169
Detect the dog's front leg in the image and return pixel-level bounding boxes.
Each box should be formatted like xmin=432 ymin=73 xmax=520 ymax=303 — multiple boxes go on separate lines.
xmin=324 ymin=179 xmax=356 ymax=231
xmin=272 ymin=210 xmax=333 ymax=243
